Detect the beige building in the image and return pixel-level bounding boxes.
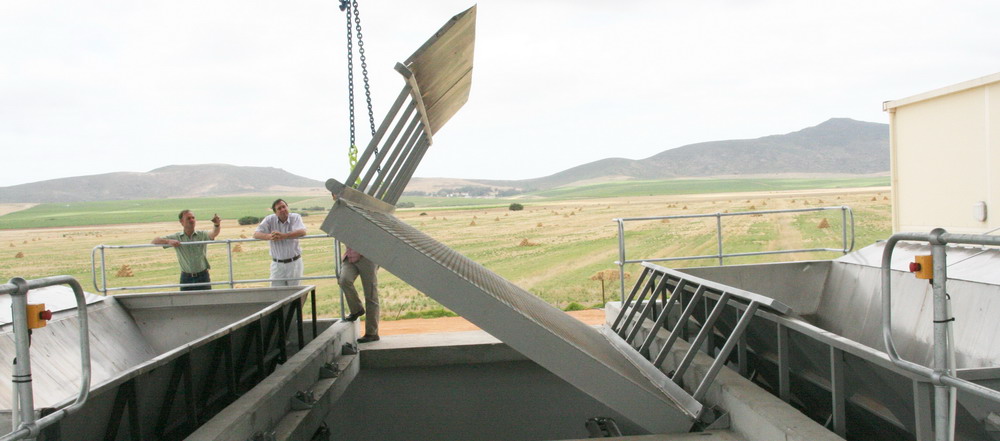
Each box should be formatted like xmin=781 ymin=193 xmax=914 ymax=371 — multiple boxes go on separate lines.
xmin=884 ymin=72 xmax=1000 ymax=233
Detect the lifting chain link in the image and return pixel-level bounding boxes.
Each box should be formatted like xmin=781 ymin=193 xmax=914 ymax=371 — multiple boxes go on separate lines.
xmin=340 ymin=0 xmax=376 ymax=183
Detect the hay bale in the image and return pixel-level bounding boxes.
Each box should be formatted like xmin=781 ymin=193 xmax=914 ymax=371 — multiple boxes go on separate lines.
xmin=536 ymin=222 xmax=543 ymax=228
xmin=883 ymin=196 xmax=889 ymax=201
xmin=116 ymin=264 xmax=133 ymax=277
xmin=233 ymin=244 xmax=243 ymax=253
xmin=818 ymin=218 xmax=831 ymax=229
xmin=871 ymin=197 xmax=877 ymax=201
xmin=518 ymin=238 xmax=538 ymax=247
xmin=495 ymin=217 xmax=500 ymax=221
xmin=240 ymin=234 xmax=248 ymax=239
xmin=15 ymin=252 xmax=24 ymax=258
xmin=660 ymin=219 xmax=670 ymax=223
xmin=749 ymin=205 xmax=756 ymax=210
xmin=682 ymin=205 xmax=688 ymax=210
xmin=469 ymin=220 xmax=477 ymax=226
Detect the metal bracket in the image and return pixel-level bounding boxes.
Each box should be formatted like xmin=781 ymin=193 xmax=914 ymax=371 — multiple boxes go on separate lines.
xmin=319 ymin=362 xmax=340 ymax=379
xmin=341 ymin=342 xmax=358 ymax=356
xmin=291 ymin=390 xmax=316 ymax=411
xmin=248 ymin=431 xmax=276 ymax=441
xmin=700 ymin=406 xmax=731 ymax=430
xmin=584 ymin=417 xmax=622 ymax=438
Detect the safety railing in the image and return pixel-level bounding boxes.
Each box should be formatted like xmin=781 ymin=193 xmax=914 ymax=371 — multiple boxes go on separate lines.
xmin=614 ymin=205 xmax=854 ymax=299
xmin=91 ymin=234 xmax=341 ymax=294
xmin=1 ymin=276 xmax=91 ymax=441
xmin=882 ymin=229 xmax=1000 ymax=441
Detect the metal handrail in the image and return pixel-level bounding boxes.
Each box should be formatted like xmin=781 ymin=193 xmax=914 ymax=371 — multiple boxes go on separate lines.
xmin=881 ymin=229 xmax=1000 ymax=440
xmin=91 ymin=234 xmax=339 ymax=293
xmin=1 ymin=276 xmax=91 ymax=441
xmin=614 ymin=205 xmax=854 ymax=299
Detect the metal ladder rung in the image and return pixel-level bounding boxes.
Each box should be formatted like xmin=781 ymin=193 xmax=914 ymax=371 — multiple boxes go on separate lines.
xmin=611 ymin=266 xmax=652 ymax=333
xmin=622 ymin=275 xmax=671 ymax=341
xmin=651 ymin=285 xmax=706 ymax=367
xmin=637 ymin=282 xmax=693 ymax=354
xmin=672 ymin=292 xmax=732 ymax=381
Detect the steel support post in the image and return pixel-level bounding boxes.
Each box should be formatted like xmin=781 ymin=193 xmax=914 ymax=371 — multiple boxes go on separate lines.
xmin=930 ymin=233 xmax=954 ymax=441
xmin=617 ymin=220 xmax=626 ymax=301
xmin=8 ymin=278 xmax=37 ymax=433
xmin=778 ymin=323 xmax=791 ymax=402
xmin=830 ymin=346 xmax=847 ymax=437
xmin=913 ymin=380 xmax=934 ymax=441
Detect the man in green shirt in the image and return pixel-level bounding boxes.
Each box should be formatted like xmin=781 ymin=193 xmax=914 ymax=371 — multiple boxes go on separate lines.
xmin=153 ymin=209 xmax=221 ymax=291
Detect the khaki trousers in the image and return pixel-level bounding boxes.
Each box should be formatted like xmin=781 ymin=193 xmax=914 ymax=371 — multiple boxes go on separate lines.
xmin=340 ymin=256 xmax=379 ymax=336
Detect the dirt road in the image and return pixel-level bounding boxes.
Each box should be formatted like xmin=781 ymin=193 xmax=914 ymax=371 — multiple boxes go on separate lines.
xmin=376 ymin=308 xmax=607 ymax=335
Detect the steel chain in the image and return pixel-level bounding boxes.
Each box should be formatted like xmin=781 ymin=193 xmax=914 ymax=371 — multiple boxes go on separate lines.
xmin=341 ymin=0 xmax=358 ymax=173
xmin=352 ymin=1 xmax=378 ymax=176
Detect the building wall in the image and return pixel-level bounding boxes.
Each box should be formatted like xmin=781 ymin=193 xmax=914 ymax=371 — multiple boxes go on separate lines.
xmin=887 ymin=74 xmax=1000 ymax=233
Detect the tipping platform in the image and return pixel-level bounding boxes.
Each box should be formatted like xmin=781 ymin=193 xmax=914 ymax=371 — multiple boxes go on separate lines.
xmin=322 ymin=198 xmax=698 ymax=433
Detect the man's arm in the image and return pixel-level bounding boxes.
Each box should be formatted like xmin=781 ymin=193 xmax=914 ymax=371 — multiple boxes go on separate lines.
xmin=152 ymin=236 xmax=181 ymax=247
xmin=209 ymin=213 xmax=222 ymax=240
xmin=253 ymin=215 xmax=272 ymax=240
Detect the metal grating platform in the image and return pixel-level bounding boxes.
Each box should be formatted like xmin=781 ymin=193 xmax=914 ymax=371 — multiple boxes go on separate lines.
xmin=322 ymin=199 xmax=697 ymax=433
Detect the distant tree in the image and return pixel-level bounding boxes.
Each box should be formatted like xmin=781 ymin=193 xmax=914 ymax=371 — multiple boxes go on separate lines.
xmin=509 ymin=203 xmax=524 ymax=211
xmin=590 ymin=269 xmax=632 ymax=304
xmin=238 ymin=216 xmax=261 ymax=226
xmin=397 ymin=201 xmax=416 ymax=208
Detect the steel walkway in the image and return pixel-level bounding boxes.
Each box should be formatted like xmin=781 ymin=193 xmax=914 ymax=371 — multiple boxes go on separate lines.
xmin=321 ymin=198 xmax=697 ymax=433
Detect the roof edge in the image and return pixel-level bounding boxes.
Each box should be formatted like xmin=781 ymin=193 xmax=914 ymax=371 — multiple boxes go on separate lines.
xmin=883 ymin=71 xmax=1000 ymax=111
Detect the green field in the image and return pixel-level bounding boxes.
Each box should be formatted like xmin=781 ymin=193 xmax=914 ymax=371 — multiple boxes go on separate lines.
xmin=0 ymin=196 xmax=320 ymax=230
xmin=0 ymin=179 xmax=893 ymax=320
xmin=0 ymin=176 xmax=890 ymax=229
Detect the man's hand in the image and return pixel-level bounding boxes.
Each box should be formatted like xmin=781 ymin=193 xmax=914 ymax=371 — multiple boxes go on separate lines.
xmin=270 ymin=232 xmax=285 ymax=241
xmin=168 ymin=239 xmax=181 ymax=247
xmin=212 ymin=213 xmax=221 ymax=226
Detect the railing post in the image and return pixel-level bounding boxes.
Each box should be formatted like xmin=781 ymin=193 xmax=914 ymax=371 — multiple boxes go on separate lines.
xmin=716 ymin=213 xmax=724 ymax=266
xmin=335 ymin=238 xmax=346 ymax=319
xmin=841 ymin=207 xmax=848 ymax=253
xmin=100 ymin=246 xmax=108 ymax=294
xmin=929 ymin=230 xmax=954 ymax=441
xmin=617 ymin=219 xmax=626 ymax=301
xmin=226 ymin=240 xmax=235 ymax=289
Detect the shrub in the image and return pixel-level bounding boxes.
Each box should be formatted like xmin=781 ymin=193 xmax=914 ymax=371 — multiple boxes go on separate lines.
xmin=238 ymin=216 xmax=261 ymax=226
xmin=397 ymin=201 xmax=416 ymax=208
xmin=563 ymin=302 xmax=587 ymax=312
xmin=509 ymin=203 xmax=524 ymax=211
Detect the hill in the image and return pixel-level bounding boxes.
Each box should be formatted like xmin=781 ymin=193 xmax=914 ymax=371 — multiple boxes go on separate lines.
xmin=460 ymin=118 xmax=888 ymax=191
xmin=1 ymin=118 xmax=887 ymax=202
xmin=0 ymin=164 xmax=324 ymax=203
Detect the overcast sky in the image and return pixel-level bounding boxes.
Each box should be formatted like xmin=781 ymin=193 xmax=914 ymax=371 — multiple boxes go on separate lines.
xmin=1 ymin=0 xmax=998 ymax=187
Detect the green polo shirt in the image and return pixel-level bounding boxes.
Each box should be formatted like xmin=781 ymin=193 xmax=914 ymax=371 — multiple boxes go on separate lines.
xmin=163 ymin=230 xmax=211 ymax=274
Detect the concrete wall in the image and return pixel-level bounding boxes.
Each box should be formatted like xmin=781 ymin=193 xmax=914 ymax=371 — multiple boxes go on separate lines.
xmin=885 ymin=72 xmax=1000 ymax=233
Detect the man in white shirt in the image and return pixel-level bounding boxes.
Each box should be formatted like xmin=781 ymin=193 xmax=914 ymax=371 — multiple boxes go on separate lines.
xmin=253 ymin=199 xmax=307 ymax=286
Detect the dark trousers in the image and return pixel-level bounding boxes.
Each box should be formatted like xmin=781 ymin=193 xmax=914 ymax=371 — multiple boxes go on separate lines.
xmin=180 ymin=270 xmax=211 ymax=291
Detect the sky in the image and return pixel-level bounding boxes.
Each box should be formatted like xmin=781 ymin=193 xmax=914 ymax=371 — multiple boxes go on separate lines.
xmin=1 ymin=0 xmax=998 ymax=187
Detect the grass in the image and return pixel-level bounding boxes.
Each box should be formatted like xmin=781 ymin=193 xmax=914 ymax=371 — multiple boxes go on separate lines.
xmin=0 ymin=183 xmax=893 ymax=321
xmin=0 ymin=196 xmax=319 ymax=230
